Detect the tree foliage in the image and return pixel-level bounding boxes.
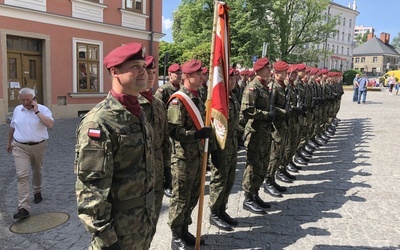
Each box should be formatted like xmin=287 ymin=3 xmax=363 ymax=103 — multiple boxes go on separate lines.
xmin=354 ymin=30 xmax=369 ymax=46
xmin=160 ymin=0 xmax=340 ymax=69
xmin=391 ymin=32 xmax=400 ymax=49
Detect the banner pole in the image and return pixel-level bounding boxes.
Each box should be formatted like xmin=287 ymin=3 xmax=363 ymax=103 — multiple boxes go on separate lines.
xmin=195 ymin=1 xmax=219 ymax=249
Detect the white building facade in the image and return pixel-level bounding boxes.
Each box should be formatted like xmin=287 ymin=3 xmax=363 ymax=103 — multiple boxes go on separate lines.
xmin=316 ymin=1 xmax=359 ymax=71
xmin=354 ymin=25 xmax=375 ymax=38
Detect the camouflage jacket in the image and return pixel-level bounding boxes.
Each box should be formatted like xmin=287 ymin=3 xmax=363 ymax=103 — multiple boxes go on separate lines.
xmin=138 ymin=94 xmax=171 ymax=171
xmin=240 ymin=77 xmax=273 ymax=134
xmin=167 ymin=86 xmax=205 ymax=159
xmin=154 ymin=81 xmax=179 ymax=105
xmin=270 ymin=80 xmax=288 ymax=130
xmin=224 ymin=92 xmax=240 ymax=150
xmin=75 ymin=92 xmax=155 ymax=247
xmin=198 ymin=83 xmax=208 ymax=103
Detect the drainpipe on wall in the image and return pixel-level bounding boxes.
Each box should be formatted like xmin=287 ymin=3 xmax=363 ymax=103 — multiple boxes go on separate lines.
xmin=149 ymin=0 xmax=154 ymax=56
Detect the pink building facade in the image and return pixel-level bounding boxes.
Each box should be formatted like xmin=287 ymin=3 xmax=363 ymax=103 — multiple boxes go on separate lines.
xmin=0 ymin=0 xmax=163 ymax=124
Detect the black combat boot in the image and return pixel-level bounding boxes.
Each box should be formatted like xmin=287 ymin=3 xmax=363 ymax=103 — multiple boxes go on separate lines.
xmin=171 ymin=231 xmax=186 ymax=250
xmin=300 ymin=149 xmax=312 ymax=159
xmin=272 ymin=180 xmax=287 ymax=193
xmin=164 ymin=167 xmax=173 ymax=198
xmin=182 ymin=223 xmax=204 ymax=246
xmin=304 ymin=145 xmax=314 ymax=154
xmin=281 ymin=167 xmax=296 ymax=180
xmin=294 ymin=155 xmax=308 ymax=165
xmin=220 ymin=206 xmax=238 ymax=226
xmin=253 ymin=190 xmax=271 ymax=209
xmin=243 ymin=192 xmax=267 ymax=214
xmin=286 ymin=162 xmax=299 ymax=173
xmin=209 ymin=212 xmax=233 ymax=231
xmin=264 ymin=177 xmax=283 ymax=197
xmin=276 ymin=170 xmax=293 ymax=183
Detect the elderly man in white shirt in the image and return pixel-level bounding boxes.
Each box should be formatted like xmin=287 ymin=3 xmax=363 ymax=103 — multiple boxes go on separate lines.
xmin=6 ymin=87 xmax=54 ymax=220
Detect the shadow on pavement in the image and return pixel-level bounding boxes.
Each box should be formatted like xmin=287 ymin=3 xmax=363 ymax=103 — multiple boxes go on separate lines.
xmin=204 ymin=118 xmax=375 ymax=249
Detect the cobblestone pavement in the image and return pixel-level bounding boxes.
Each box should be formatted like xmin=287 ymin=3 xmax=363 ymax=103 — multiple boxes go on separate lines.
xmin=1 ymin=90 xmax=399 ymax=250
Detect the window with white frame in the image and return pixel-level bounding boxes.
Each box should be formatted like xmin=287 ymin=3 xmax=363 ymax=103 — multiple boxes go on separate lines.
xmin=355 ymin=58 xmax=360 ymax=63
xmin=361 ymin=57 xmax=365 ymax=63
xmin=73 ymin=39 xmax=103 ymax=93
xmin=343 ymin=17 xmax=346 ymax=26
xmin=349 ymin=19 xmax=352 ymax=27
xmin=347 ymin=47 xmax=350 ymax=55
xmin=373 ymin=57 xmax=377 ymax=63
xmin=125 ymin=0 xmax=142 ymax=13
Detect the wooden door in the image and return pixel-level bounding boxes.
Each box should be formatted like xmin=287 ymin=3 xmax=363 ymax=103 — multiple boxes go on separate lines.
xmin=6 ymin=53 xmax=43 ymax=111
xmin=7 ymin=53 xmax=22 ymax=110
xmin=22 ymin=55 xmax=43 ymax=102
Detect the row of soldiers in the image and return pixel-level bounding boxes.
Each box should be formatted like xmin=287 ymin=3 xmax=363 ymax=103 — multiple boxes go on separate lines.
xmin=74 ymin=42 xmax=344 ymax=250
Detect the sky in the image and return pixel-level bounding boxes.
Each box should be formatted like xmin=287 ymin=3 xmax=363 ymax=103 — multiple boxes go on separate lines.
xmin=161 ymin=0 xmax=400 ymax=43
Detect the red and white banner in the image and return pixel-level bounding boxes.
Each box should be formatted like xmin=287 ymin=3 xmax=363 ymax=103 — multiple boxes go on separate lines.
xmin=211 ymin=2 xmax=230 ymax=150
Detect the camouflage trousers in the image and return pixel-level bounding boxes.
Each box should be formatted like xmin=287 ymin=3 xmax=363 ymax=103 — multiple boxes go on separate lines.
xmin=242 ymin=130 xmax=271 ymax=194
xmin=152 ymin=149 xmax=165 ymax=236
xmin=297 ymin=115 xmax=308 ymax=151
xmin=312 ymin=107 xmax=322 ymax=137
xmin=168 ymin=155 xmax=201 ymax=234
xmin=284 ymin=119 xmax=300 ymax=165
xmin=89 ymin=206 xmax=156 ymax=250
xmin=268 ymin=128 xmax=288 ymax=177
xmin=209 ymin=145 xmax=237 ymax=213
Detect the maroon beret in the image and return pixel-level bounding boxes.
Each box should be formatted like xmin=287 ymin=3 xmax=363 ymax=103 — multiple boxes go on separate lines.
xmin=310 ymin=68 xmax=319 ymax=75
xmin=182 ymin=59 xmax=202 ymax=74
xmin=273 ymin=61 xmax=289 ymax=72
xmin=305 ymin=67 xmax=311 ymax=73
xmin=248 ymin=70 xmax=255 ymax=76
xmin=168 ymin=63 xmax=181 ymax=73
xmin=254 ymin=57 xmax=270 ymax=71
xmin=287 ymin=64 xmax=298 ymax=73
xmin=297 ymin=63 xmax=306 ymax=71
xmin=145 ymin=55 xmax=155 ymax=69
xmin=320 ymin=69 xmax=329 ymax=75
xmin=104 ymin=42 xmax=145 ymax=69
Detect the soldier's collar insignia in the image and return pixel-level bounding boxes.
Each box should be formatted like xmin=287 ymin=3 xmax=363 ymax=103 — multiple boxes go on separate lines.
xmin=88 ymin=128 xmax=101 ymax=139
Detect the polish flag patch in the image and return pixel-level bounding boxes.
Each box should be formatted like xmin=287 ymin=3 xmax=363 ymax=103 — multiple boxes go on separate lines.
xmin=88 ymin=128 xmax=101 ymax=139
xmin=171 ymin=99 xmax=179 ymax=105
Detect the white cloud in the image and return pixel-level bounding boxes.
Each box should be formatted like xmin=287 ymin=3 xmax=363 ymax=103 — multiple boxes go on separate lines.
xmin=162 ymin=16 xmax=173 ymax=31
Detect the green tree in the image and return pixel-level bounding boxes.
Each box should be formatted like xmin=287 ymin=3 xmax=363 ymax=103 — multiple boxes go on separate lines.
xmin=158 ymin=41 xmax=186 ymax=76
xmin=391 ymin=32 xmax=400 ymax=49
xmin=354 ymin=30 xmax=369 ymax=45
xmin=170 ymin=0 xmax=339 ymax=67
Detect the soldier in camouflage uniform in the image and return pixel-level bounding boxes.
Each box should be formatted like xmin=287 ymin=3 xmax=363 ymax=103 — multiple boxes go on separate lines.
xmin=198 ymin=67 xmax=209 ymax=103
xmin=75 ymin=43 xmax=156 ymax=250
xmin=264 ymin=61 xmax=292 ymax=196
xmin=241 ymin=57 xmax=275 ymax=214
xmin=209 ymin=68 xmax=240 ymax=231
xmin=155 ymin=63 xmax=181 ymax=198
xmin=167 ymin=59 xmax=212 ymax=250
xmin=284 ymin=65 xmax=304 ymax=174
xmin=139 ymin=56 xmax=171 ymax=232
xmin=155 ymin=63 xmax=182 ymax=105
